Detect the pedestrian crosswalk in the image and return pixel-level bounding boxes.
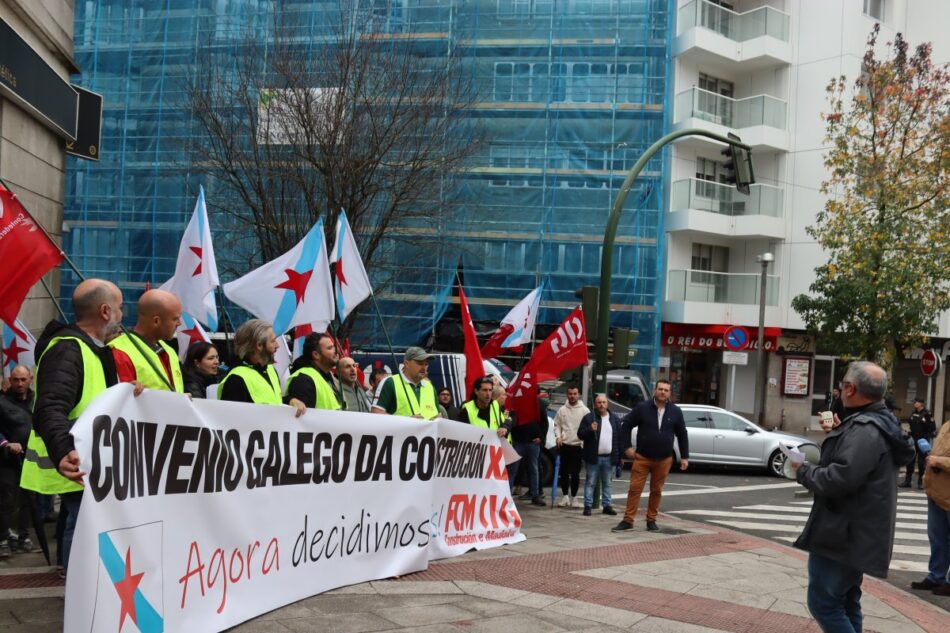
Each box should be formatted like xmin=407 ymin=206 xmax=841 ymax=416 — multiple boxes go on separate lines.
xmin=668 ymin=490 xmax=931 ymax=573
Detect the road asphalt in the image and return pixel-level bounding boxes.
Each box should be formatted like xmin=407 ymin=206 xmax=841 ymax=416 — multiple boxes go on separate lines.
xmin=1 ymin=491 xmax=947 ymax=633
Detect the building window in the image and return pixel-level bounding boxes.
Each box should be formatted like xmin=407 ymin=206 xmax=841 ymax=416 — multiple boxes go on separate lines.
xmin=690 ymin=243 xmax=728 ymax=284
xmin=863 ymin=0 xmax=884 ymax=21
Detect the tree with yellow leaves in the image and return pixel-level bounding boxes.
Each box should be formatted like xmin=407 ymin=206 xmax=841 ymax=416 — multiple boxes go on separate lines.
xmin=792 ymin=25 xmax=949 ymax=372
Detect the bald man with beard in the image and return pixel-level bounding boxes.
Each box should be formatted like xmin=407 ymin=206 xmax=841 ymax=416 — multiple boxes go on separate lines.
xmin=109 ymin=289 xmax=185 ymax=392
xmin=23 ymin=278 xmax=125 ymax=573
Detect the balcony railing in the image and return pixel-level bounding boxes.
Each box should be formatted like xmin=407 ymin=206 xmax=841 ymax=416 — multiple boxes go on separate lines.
xmin=667 ymin=269 xmax=779 ymax=305
xmin=675 ymin=87 xmax=787 ymax=130
xmin=671 ymin=179 xmax=784 ymax=218
xmin=678 ymin=0 xmax=790 ymax=42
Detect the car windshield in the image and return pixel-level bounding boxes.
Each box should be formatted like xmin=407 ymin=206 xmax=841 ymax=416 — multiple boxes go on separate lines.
xmin=487 ymin=358 xmax=516 ymax=384
xmin=606 ymin=381 xmax=646 ymax=409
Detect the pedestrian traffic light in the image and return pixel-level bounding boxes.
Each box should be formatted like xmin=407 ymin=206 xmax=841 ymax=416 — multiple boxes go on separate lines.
xmin=611 ymin=328 xmax=639 ymax=367
xmin=721 ymin=132 xmax=755 ymax=195
xmin=574 ymin=286 xmax=598 ymax=340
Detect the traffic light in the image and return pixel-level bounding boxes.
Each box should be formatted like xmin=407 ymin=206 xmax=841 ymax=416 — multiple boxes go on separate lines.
xmin=574 ymin=286 xmax=599 ymax=341
xmin=611 ymin=328 xmax=639 ymax=367
xmin=721 ymin=132 xmax=755 ymax=195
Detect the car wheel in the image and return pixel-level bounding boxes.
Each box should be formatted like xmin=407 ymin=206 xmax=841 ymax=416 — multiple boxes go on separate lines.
xmin=767 ymin=449 xmax=786 ymax=477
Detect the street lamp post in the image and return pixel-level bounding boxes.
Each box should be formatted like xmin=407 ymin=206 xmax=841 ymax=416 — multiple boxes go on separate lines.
xmin=754 ymin=252 xmax=773 ymax=426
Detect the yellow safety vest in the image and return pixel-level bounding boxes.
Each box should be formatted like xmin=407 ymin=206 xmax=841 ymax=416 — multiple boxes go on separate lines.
xmin=462 ymin=400 xmax=503 ymax=430
xmin=218 ymin=364 xmax=282 ymax=405
xmin=285 ymin=367 xmax=341 ymax=410
xmin=21 ymin=336 xmax=107 ymax=494
xmin=109 ymin=333 xmax=184 ymax=392
xmin=391 ymin=375 xmax=439 ymax=420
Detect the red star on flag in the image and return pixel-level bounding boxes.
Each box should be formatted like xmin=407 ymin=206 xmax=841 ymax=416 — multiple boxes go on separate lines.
xmin=295 ymin=323 xmax=314 ymax=339
xmin=2 ymin=340 xmax=27 ymax=368
xmin=335 ymin=258 xmax=348 ymax=286
xmin=275 ymin=268 xmax=313 ymax=306
xmin=189 ymin=246 xmax=203 ymax=276
xmin=113 ymin=548 xmax=145 ymax=631
xmin=181 ymin=325 xmax=205 ymax=347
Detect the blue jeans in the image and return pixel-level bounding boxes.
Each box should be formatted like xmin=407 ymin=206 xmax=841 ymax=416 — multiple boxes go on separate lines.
xmin=926 ymin=497 xmax=950 ymax=585
xmin=61 ymin=492 xmax=82 ymax=572
xmin=510 ymin=441 xmax=541 ymax=498
xmin=807 ymin=552 xmax=863 ymax=633
xmin=583 ymin=456 xmax=614 ymax=509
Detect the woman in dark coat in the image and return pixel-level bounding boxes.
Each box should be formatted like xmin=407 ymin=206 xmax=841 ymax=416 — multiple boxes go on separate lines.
xmin=183 ymin=342 xmax=221 ymax=399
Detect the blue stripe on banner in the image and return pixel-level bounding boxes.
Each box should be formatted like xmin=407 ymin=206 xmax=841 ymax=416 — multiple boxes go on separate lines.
xmin=273 ymin=220 xmax=324 ymax=334
xmin=98 ymin=532 xmax=165 ymax=633
xmin=196 ymin=187 xmax=206 ymax=245
xmin=334 ymin=211 xmax=348 ymax=320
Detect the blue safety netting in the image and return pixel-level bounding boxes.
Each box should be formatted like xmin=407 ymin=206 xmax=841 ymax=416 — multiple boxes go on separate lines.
xmin=64 ymin=0 xmax=670 ymax=376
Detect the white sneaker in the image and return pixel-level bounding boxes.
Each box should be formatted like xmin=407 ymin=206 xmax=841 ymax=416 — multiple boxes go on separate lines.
xmin=571 ymin=496 xmax=585 ymax=509
xmin=556 ymin=495 xmax=571 ymax=508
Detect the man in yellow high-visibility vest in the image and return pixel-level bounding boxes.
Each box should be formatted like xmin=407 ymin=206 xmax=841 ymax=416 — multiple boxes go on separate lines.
xmin=109 ymin=289 xmax=185 ymax=391
xmin=24 ymin=279 xmax=124 ymax=574
xmin=371 ymin=347 xmax=440 ymax=420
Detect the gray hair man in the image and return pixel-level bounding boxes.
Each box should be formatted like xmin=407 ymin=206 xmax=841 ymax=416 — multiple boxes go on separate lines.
xmin=792 ymin=360 xmax=914 ymax=631
xmin=372 ymin=347 xmax=440 ymax=420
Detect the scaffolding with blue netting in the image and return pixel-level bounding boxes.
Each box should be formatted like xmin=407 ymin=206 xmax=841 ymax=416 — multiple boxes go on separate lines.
xmin=64 ymin=0 xmax=670 ymax=377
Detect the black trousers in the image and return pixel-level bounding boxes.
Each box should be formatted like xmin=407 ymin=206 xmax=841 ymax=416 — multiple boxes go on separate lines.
xmin=0 ymin=465 xmax=30 ymax=538
xmin=903 ymin=441 xmax=929 ymax=483
xmin=559 ymin=445 xmax=583 ymax=497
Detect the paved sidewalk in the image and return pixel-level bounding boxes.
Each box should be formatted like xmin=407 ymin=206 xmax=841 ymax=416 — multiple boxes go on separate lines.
xmin=1 ymin=499 xmax=948 ymax=632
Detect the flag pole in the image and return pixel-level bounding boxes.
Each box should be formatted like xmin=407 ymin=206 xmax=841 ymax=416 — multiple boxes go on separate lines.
xmin=369 ymin=293 xmax=416 ymax=416
xmin=38 ymin=276 xmax=68 ymax=322
xmin=0 ymin=176 xmax=176 ymax=391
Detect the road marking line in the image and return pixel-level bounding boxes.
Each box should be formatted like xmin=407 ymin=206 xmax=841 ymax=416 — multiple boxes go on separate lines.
xmin=736 ymin=504 xmax=926 ymax=520
xmin=611 ymin=481 xmax=801 ymax=500
xmin=669 ymin=509 xmax=924 ymax=531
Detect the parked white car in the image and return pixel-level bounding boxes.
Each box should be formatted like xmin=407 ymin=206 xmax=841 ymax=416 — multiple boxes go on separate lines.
xmin=654 ymin=404 xmax=820 ymax=477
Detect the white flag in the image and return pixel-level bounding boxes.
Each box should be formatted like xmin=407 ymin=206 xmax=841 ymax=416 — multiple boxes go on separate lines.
xmin=2 ymin=319 xmax=36 ymax=377
xmin=274 ymin=334 xmax=293 ymax=388
xmin=330 ymin=210 xmax=372 ymax=322
xmin=161 ymin=186 xmax=219 ymax=330
xmin=223 ymin=220 xmax=334 ymax=335
xmin=480 ymin=285 xmax=543 ymax=359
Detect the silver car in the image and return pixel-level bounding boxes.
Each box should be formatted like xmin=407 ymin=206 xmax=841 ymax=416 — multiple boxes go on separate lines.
xmin=660 ymin=405 xmax=820 ymax=477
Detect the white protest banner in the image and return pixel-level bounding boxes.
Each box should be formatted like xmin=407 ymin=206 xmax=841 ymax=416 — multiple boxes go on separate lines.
xmin=65 ymin=385 xmax=523 ymax=633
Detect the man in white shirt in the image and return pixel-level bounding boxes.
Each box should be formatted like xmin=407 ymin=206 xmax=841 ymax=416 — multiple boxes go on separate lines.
xmin=577 ymin=394 xmax=623 ymax=516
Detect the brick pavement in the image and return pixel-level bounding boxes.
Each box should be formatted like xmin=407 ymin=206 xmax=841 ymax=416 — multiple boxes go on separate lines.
xmin=1 ymin=501 xmax=948 ymax=632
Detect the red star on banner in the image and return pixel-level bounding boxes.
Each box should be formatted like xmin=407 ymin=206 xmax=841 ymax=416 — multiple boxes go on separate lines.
xmin=275 ymin=268 xmax=313 ymax=306
xmin=295 ymin=323 xmax=314 ymax=339
xmin=189 ymin=246 xmax=203 ymax=276
xmin=335 ymin=258 xmax=348 ymax=286
xmin=181 ymin=325 xmax=205 ymax=347
xmin=2 ymin=340 xmax=27 ymax=368
xmin=113 ymin=548 xmax=145 ymax=631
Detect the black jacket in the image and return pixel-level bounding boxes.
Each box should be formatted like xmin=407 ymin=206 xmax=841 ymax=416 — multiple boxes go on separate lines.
xmin=32 ymin=321 xmax=118 ymax=466
xmin=577 ymin=411 xmax=623 ymax=465
xmin=620 ymin=399 xmax=689 ymax=460
xmin=183 ymin=368 xmax=219 ymax=400
xmin=908 ymin=408 xmax=936 ymax=440
xmin=795 ymin=401 xmax=915 ymax=578
xmin=0 ymin=389 xmax=33 ymax=466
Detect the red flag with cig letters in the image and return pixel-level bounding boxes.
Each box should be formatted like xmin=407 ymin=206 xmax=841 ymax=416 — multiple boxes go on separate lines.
xmin=508 ymin=307 xmax=588 ymax=425
xmin=0 ymin=184 xmax=64 ymax=325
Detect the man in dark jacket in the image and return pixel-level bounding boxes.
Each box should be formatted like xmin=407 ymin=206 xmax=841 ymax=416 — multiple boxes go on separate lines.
xmin=0 ymin=365 xmax=37 ymax=554
xmin=25 ymin=279 xmax=124 ymax=573
xmin=793 ymin=361 xmax=915 ymax=633
xmin=577 ymin=394 xmax=622 ymax=517
xmin=612 ymin=379 xmax=689 ymax=532
xmin=901 ymin=397 xmax=936 ymax=489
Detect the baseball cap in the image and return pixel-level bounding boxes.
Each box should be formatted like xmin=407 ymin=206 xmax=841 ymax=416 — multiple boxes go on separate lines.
xmin=404 ymin=346 xmax=433 ymax=362
xmin=883 ymin=395 xmax=900 ymax=411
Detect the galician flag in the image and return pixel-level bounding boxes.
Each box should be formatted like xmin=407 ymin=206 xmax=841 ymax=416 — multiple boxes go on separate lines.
xmin=160 ymin=186 xmax=219 ymax=330
xmin=330 ymin=210 xmax=372 ymax=322
xmin=2 ymin=319 xmax=35 ymax=378
xmin=223 ymin=220 xmax=334 ymax=335
xmin=173 ymin=313 xmax=211 ymax=361
xmin=481 ymin=285 xmax=543 ymax=359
